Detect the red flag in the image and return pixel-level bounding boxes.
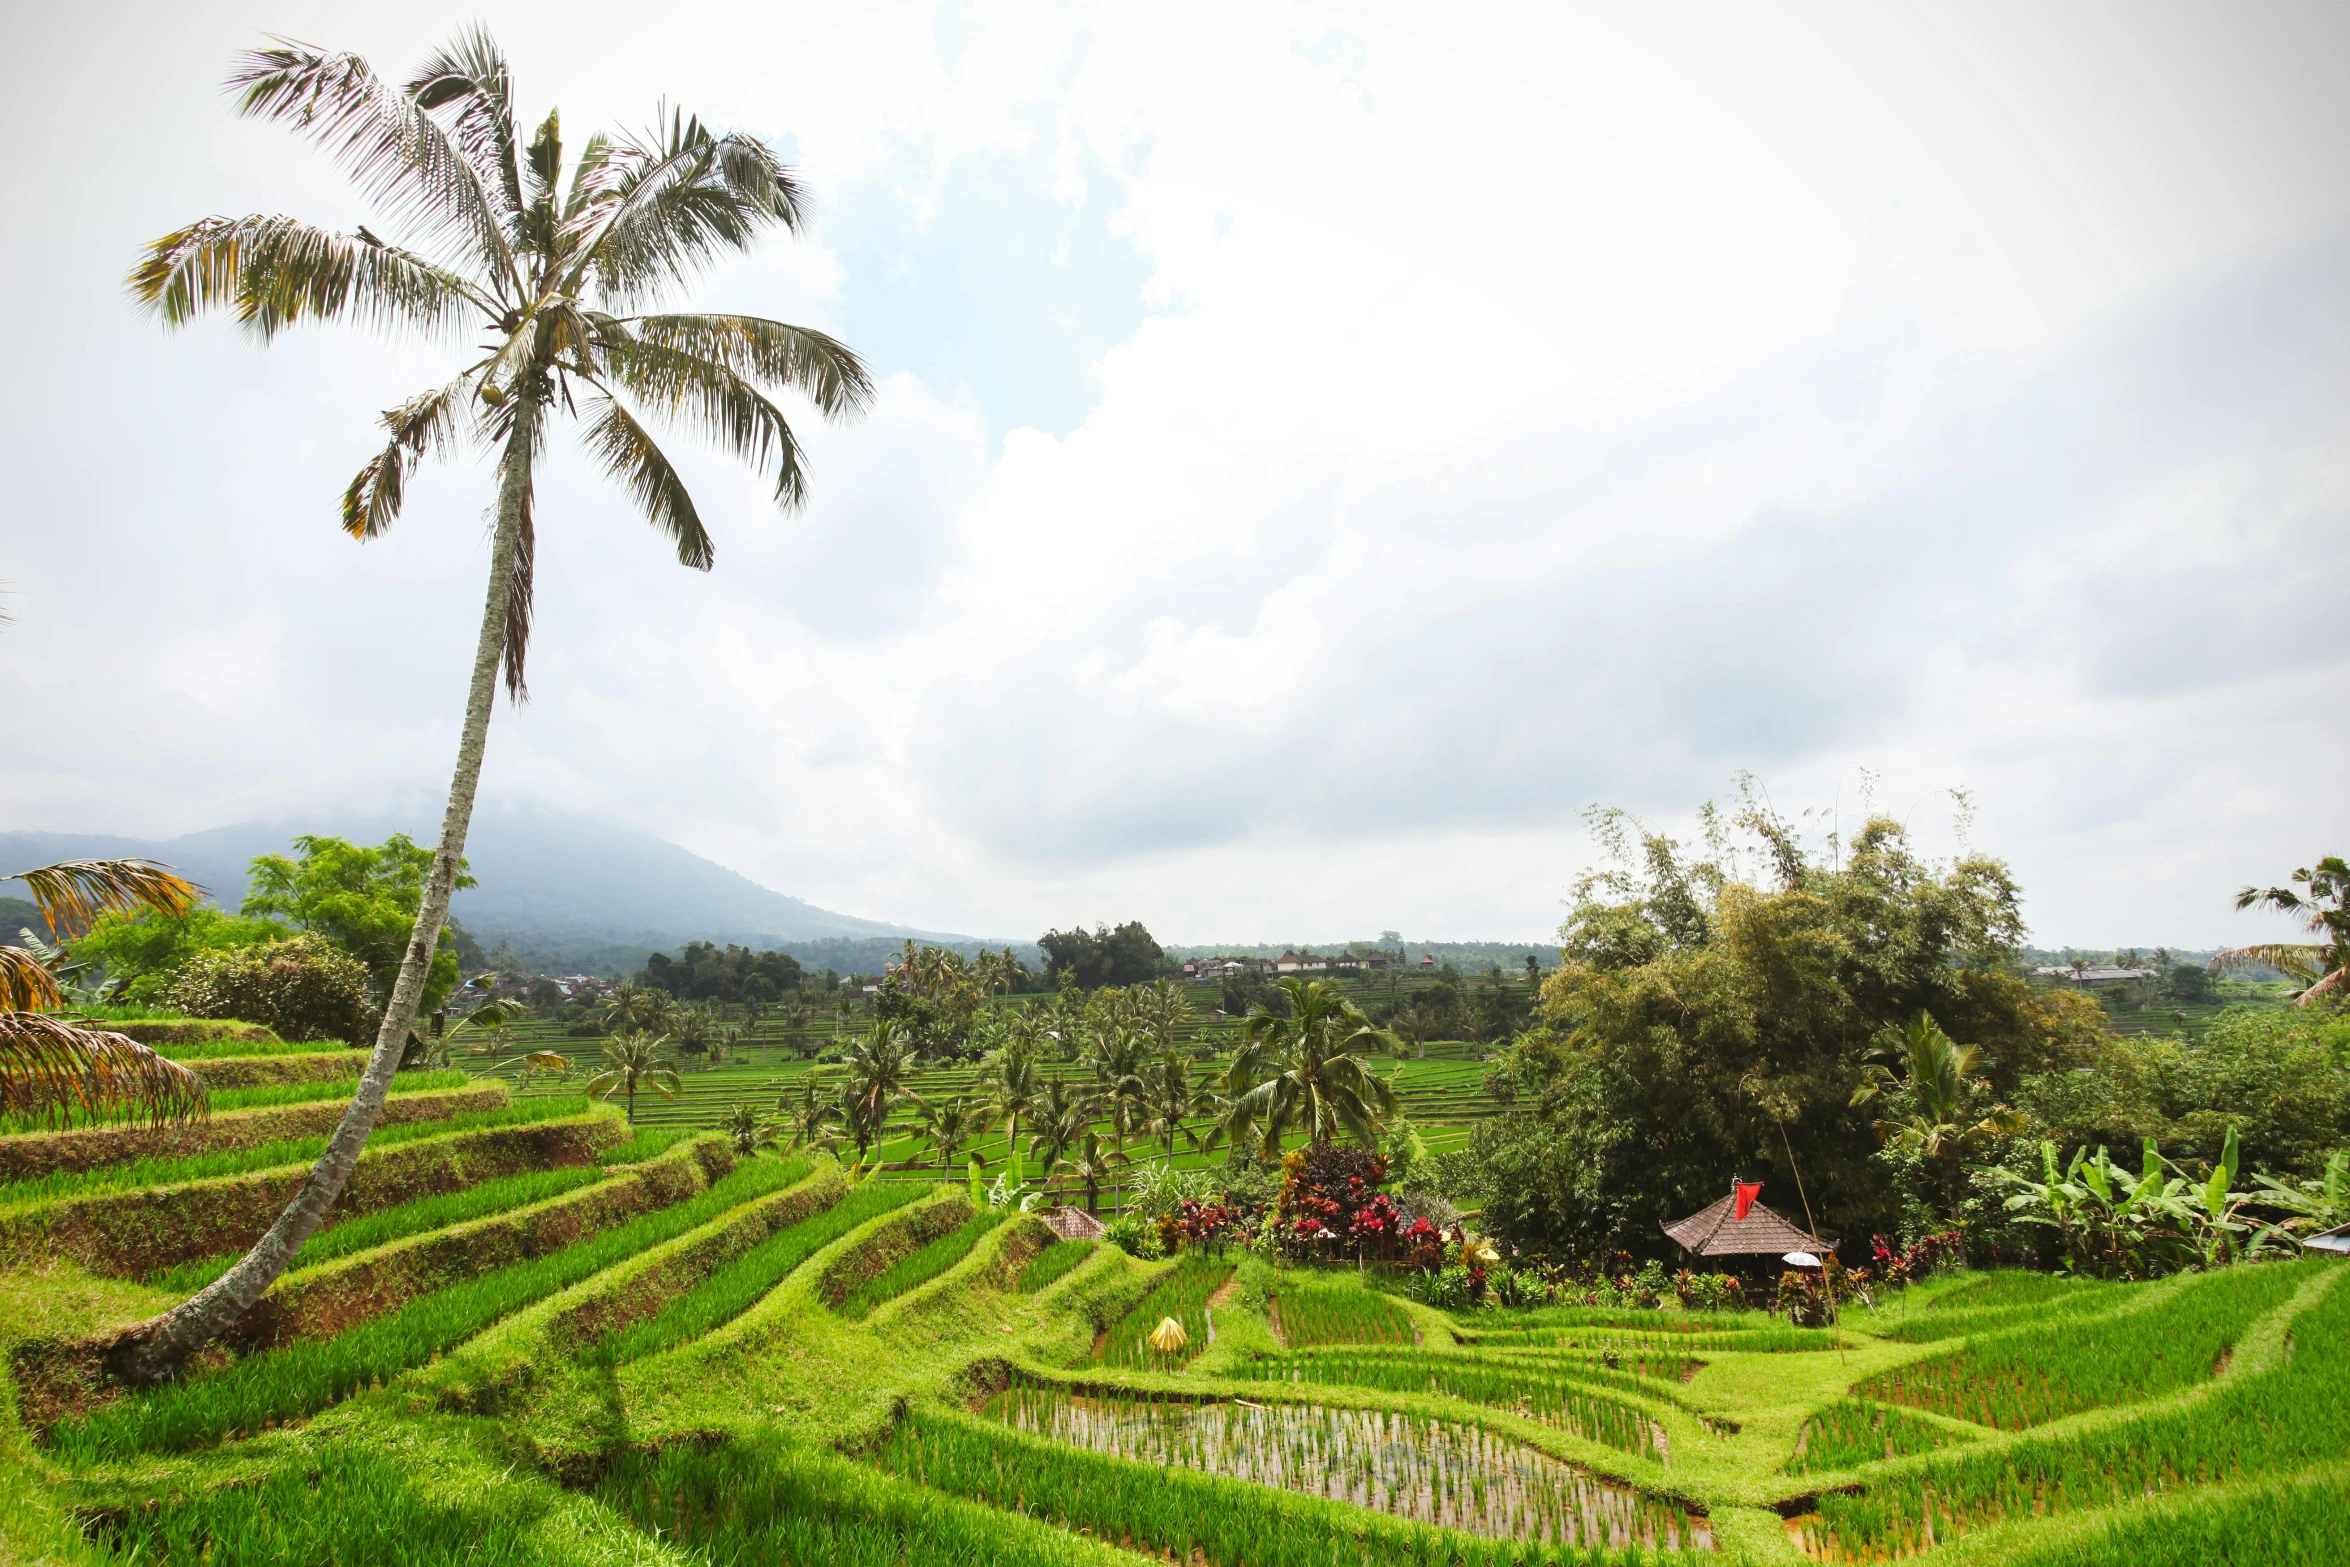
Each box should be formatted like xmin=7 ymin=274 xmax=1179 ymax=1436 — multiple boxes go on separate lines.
xmin=1734 ymin=1182 xmax=1763 ymax=1222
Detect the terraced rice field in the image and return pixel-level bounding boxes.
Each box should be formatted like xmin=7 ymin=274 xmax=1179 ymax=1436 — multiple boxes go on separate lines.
xmin=5 ymin=1034 xmax=2345 ymax=1567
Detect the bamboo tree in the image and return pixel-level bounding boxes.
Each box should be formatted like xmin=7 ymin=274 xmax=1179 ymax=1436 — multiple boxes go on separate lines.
xmin=112 ymin=29 xmax=868 ymax=1380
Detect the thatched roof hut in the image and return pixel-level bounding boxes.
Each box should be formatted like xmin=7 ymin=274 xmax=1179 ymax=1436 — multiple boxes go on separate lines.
xmin=1663 ymin=1190 xmax=1830 ymax=1260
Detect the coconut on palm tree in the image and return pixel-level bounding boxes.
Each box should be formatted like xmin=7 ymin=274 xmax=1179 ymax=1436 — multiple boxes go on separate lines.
xmin=1 ymin=858 xmax=209 ymax=1127
xmin=587 ymin=1031 xmax=682 ymax=1125
xmin=1221 ymin=977 xmax=1401 ymax=1157
xmin=2211 ymin=857 xmax=2348 ymax=1006
xmin=112 ymin=30 xmax=867 ymax=1379
xmin=1850 ymin=1012 xmax=2025 ymax=1219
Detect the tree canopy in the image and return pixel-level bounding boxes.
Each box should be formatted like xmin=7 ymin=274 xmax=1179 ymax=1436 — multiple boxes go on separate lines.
xmin=1039 ymin=921 xmax=1166 ymax=990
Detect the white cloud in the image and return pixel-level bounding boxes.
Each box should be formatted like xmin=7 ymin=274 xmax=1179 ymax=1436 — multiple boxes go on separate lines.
xmin=3 ymin=0 xmax=2345 ymax=950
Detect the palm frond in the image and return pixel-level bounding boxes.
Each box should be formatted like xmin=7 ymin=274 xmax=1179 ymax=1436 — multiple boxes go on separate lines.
xmin=561 ymin=112 xmax=801 ymax=306
xmin=402 ymin=26 xmax=525 ymax=241
xmin=2208 ymin=944 xmax=2324 ymax=982
xmin=0 ymin=1012 xmax=209 ymax=1127
xmin=0 ymin=947 xmax=59 ymax=1012
xmin=340 ymin=375 xmax=481 ymax=540
xmin=228 ymin=39 xmax=516 ymax=285
xmin=578 ymin=392 xmax=715 ymax=567
xmin=12 ymin=858 xmax=200 ymax=939
xmin=129 ymin=216 xmax=479 ymax=340
xmin=594 ymin=337 xmax=810 ymax=507
xmin=628 ymin=314 xmax=873 ymax=417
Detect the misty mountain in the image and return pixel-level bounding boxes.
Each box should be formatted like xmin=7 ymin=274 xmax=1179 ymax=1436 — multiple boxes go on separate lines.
xmin=0 ymin=804 xmax=980 ymax=954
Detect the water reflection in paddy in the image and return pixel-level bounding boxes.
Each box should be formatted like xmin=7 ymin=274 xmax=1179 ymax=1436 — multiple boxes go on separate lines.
xmin=985 ymin=1386 xmax=1714 ymax=1553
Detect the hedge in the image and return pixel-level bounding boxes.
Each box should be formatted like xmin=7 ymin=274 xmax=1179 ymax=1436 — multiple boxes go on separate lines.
xmin=0 ymin=1081 xmax=500 ymax=1185
xmin=108 ymin=1020 xmax=282 ymax=1047
xmin=0 ymin=1105 xmax=623 ymax=1277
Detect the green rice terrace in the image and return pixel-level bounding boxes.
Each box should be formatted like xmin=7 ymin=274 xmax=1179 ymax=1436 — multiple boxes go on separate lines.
xmin=4 ymin=1022 xmax=2346 ymax=1567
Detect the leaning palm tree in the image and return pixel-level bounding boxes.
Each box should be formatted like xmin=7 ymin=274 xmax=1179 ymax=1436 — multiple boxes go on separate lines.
xmin=777 ymin=1067 xmax=840 ymax=1153
xmin=2 ymin=859 xmax=209 ymax=1127
xmin=1222 ymin=977 xmax=1400 ymax=1157
xmin=1850 ymin=1012 xmax=2025 ymax=1219
xmin=2210 ymin=857 xmax=2349 ymax=1006
xmin=113 ymin=30 xmax=868 ymax=1380
xmin=585 ymin=1031 xmax=682 ymax=1125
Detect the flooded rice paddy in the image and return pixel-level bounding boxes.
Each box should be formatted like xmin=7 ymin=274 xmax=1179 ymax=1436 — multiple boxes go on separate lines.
xmin=984 ymin=1385 xmax=1714 ymax=1552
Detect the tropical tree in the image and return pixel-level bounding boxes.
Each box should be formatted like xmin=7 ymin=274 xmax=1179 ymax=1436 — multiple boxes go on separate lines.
xmin=840 ymin=1022 xmax=919 ymax=1162
xmin=1 ymin=859 xmax=209 ymax=1127
xmin=1027 ymin=1076 xmax=1104 ymax=1177
xmin=114 ymin=29 xmax=869 ymax=1379
xmin=1851 ymin=1012 xmax=2026 ymax=1220
xmin=720 ymin=1101 xmax=775 ymax=1156
xmin=980 ymin=1031 xmax=1046 ymax=1183
xmin=1222 ymin=977 xmax=1401 ymax=1156
xmin=1140 ymin=1050 xmax=1211 ymax=1160
xmin=1053 ymin=1128 xmax=1123 ymax=1215
xmin=2212 ymin=857 xmax=2349 ymax=1006
xmin=586 ymin=1031 xmax=681 ymax=1125
xmin=599 ymin=981 xmax=665 ymax=1036
xmin=778 ymin=1067 xmax=840 ymax=1153
xmin=911 ymin=1095 xmax=988 ymax=1172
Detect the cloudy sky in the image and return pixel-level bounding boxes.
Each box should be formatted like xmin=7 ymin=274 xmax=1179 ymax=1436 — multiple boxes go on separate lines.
xmin=4 ymin=1 xmax=2345 ymax=947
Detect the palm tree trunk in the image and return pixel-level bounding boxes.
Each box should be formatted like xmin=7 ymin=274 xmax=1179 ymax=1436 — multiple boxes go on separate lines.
xmin=116 ymin=399 xmax=539 ymax=1383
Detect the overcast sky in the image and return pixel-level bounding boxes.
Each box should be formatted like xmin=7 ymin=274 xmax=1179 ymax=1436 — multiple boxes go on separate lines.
xmin=3 ymin=1 xmax=2345 ymax=947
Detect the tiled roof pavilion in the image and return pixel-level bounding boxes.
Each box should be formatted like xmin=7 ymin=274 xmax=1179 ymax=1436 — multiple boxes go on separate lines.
xmin=1662 ymin=1193 xmax=1830 ymax=1258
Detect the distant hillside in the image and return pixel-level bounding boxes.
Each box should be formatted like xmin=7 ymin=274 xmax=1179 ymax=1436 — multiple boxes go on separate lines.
xmin=0 ymin=805 xmax=982 ymax=957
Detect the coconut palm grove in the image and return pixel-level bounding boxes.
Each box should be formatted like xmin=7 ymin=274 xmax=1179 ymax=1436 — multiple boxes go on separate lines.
xmin=6 ymin=23 xmax=2350 ymax=1567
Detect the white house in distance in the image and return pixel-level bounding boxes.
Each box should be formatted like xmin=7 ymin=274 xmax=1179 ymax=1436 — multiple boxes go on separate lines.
xmin=2030 ymin=964 xmax=2158 ymax=986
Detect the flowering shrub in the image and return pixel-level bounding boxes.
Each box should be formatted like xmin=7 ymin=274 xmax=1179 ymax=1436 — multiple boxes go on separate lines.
xmin=1274 ymin=1145 xmax=1391 ymax=1262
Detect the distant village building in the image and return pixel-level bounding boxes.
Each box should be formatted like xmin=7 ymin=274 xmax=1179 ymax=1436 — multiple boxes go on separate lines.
xmin=1275 ymin=952 xmax=1329 ymax=974
xmin=2030 ymin=965 xmax=2158 ymax=986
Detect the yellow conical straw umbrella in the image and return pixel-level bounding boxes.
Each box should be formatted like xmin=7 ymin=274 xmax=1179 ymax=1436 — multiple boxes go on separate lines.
xmin=1149 ymin=1316 xmax=1189 ymax=1354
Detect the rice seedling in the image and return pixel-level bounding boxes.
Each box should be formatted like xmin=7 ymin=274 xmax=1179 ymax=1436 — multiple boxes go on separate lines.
xmin=590 ymin=1180 xmax=926 ymax=1365
xmin=596 ymin=1125 xmax=695 ymax=1166
xmin=602 ymin=1425 xmax=1137 ymax=1567
xmin=1016 ymin=1238 xmax=1095 ymax=1293
xmin=88 ymin=1441 xmax=567 ymax=1567
xmin=0 ymin=1071 xmax=466 ymax=1138
xmin=1781 ymin=1399 xmax=1969 ymax=1474
xmin=0 ymin=1096 xmax=586 ymax=1209
xmin=44 ymin=1154 xmax=810 ymax=1461
xmin=2002 ymin=1465 xmax=2350 ymax=1567
xmin=1857 ymin=1260 xmax=2308 ymax=1429
xmin=1230 ymin=1348 xmax=1671 ymax=1461
xmin=1099 ymin=1253 xmax=1232 ymax=1369
xmin=144 ymin=1162 xmax=618 ymax=1294
xmin=1465 ymin=1319 xmax=1840 ymax=1354
xmin=1805 ymin=1259 xmax=2343 ymax=1559
xmin=839 ymin=1210 xmax=1008 ymax=1320
xmin=150 ymin=1037 xmax=338 ymax=1062
xmin=1275 ymin=1280 xmax=1416 ymax=1346
xmin=922 ymin=1393 xmax=1712 ymax=1555
xmin=1880 ymin=1273 xmax=2139 ymax=1344
xmin=1468 ymin=1340 xmax=1704 ymax=1386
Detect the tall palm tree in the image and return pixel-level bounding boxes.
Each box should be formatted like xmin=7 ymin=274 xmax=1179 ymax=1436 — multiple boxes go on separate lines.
xmin=1 ymin=858 xmax=208 ymax=1126
xmin=1027 ymin=1076 xmax=1103 ymax=1178
xmin=115 ymin=30 xmax=868 ymax=1379
xmin=586 ymin=1031 xmax=682 ymax=1125
xmin=778 ymin=1067 xmax=839 ymax=1153
xmin=2212 ymin=857 xmax=2349 ymax=1006
xmin=1053 ymin=1129 xmax=1122 ymax=1216
xmin=1222 ymin=977 xmax=1401 ymax=1157
xmin=1140 ymin=1051 xmax=1211 ymax=1160
xmin=840 ymin=1021 xmax=919 ymax=1162
xmin=1850 ymin=1012 xmax=2025 ymax=1219
xmin=599 ymin=981 xmax=664 ymax=1036
xmin=980 ymin=1030 xmax=1045 ymax=1183
xmin=911 ymin=1095 xmax=987 ymax=1172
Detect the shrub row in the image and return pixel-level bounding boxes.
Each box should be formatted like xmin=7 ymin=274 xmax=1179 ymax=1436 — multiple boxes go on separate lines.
xmin=111 ymin=1020 xmax=282 ymax=1047
xmin=184 ymin=1051 xmax=364 ymax=1090
xmin=42 ymin=1150 xmax=809 ymax=1461
xmin=0 ymin=1073 xmax=471 ymax=1181
xmin=0 ymin=1100 xmax=618 ymax=1277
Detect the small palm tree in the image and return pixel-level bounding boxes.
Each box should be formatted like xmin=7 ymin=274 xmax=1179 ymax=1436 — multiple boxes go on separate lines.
xmin=113 ymin=29 xmax=868 ymax=1379
xmin=1140 ymin=1051 xmax=1211 ymax=1160
xmin=1851 ymin=1012 xmax=2026 ymax=1219
xmin=1222 ymin=978 xmax=1401 ymax=1156
xmin=720 ymin=1101 xmax=775 ymax=1156
xmin=778 ymin=1067 xmax=840 ymax=1153
xmin=1027 ymin=1076 xmax=1104 ymax=1177
xmin=841 ymin=1022 xmax=920 ymax=1163
xmin=912 ymin=1095 xmax=987 ymax=1172
xmin=599 ymin=981 xmax=663 ymax=1036
xmin=980 ymin=1031 xmax=1046 ymax=1182
xmin=1 ymin=858 xmax=208 ymax=1127
xmin=586 ymin=1031 xmax=681 ymax=1125
xmin=2211 ymin=857 xmax=2349 ymax=1006
xmin=1053 ymin=1129 xmax=1123 ymax=1215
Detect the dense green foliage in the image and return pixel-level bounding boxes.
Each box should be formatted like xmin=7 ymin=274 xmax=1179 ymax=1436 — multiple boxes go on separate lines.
xmin=244 ymin=833 xmax=471 ymax=1014
xmin=1039 ymin=921 xmax=1165 ymax=989
xmin=66 ymin=904 xmax=290 ymax=1004
xmin=1784 ymin=1398 xmax=1968 ymax=1474
xmin=1099 ymin=1254 xmax=1232 ymax=1368
xmin=163 ymin=936 xmax=378 ymax=1044
xmin=1272 ymin=1280 xmax=1414 ymax=1345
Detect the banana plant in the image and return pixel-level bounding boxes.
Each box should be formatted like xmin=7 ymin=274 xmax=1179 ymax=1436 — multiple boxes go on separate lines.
xmin=2250 ymin=1147 xmax=2350 ymax=1246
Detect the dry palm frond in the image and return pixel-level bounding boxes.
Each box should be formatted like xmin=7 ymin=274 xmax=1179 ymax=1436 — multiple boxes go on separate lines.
xmin=12 ymin=858 xmax=201 ymax=938
xmin=0 ymin=947 xmax=60 ymax=1012
xmin=0 ymin=1012 xmax=209 ymax=1127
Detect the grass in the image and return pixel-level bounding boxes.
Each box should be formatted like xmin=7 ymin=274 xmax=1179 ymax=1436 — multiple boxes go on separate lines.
xmin=839 ymin=1210 xmax=1010 ymax=1321
xmin=1783 ymin=1398 xmax=1970 ymax=1474
xmin=149 ymin=1038 xmax=328 ymax=1062
xmin=1807 ymin=1258 xmax=2342 ymax=1558
xmin=595 ymin=1125 xmax=697 ymax=1166
xmin=1099 ymin=1254 xmax=1232 ymax=1368
xmin=1856 ymin=1261 xmax=2308 ymax=1428
xmin=589 ymin=1180 xmax=928 ymax=1366
xmin=883 ymin=1400 xmax=1698 ymax=1564
xmin=1017 ymin=1238 xmax=1096 ymax=1293
xmin=1274 ymin=1278 xmax=1415 ymax=1346
xmin=1229 ymin=1348 xmax=1670 ymax=1461
xmin=44 ymin=1153 xmax=811 ymax=1462
xmin=1880 ymin=1272 xmax=2138 ymax=1344
xmin=143 ymin=1162 xmax=620 ymax=1295
xmin=0 ymin=1070 xmax=464 ymax=1138
xmin=0 ymin=1094 xmax=577 ymax=1210
xmin=602 ymin=1425 xmax=1139 ymax=1567
xmin=2001 ymin=1466 xmax=2350 ymax=1566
